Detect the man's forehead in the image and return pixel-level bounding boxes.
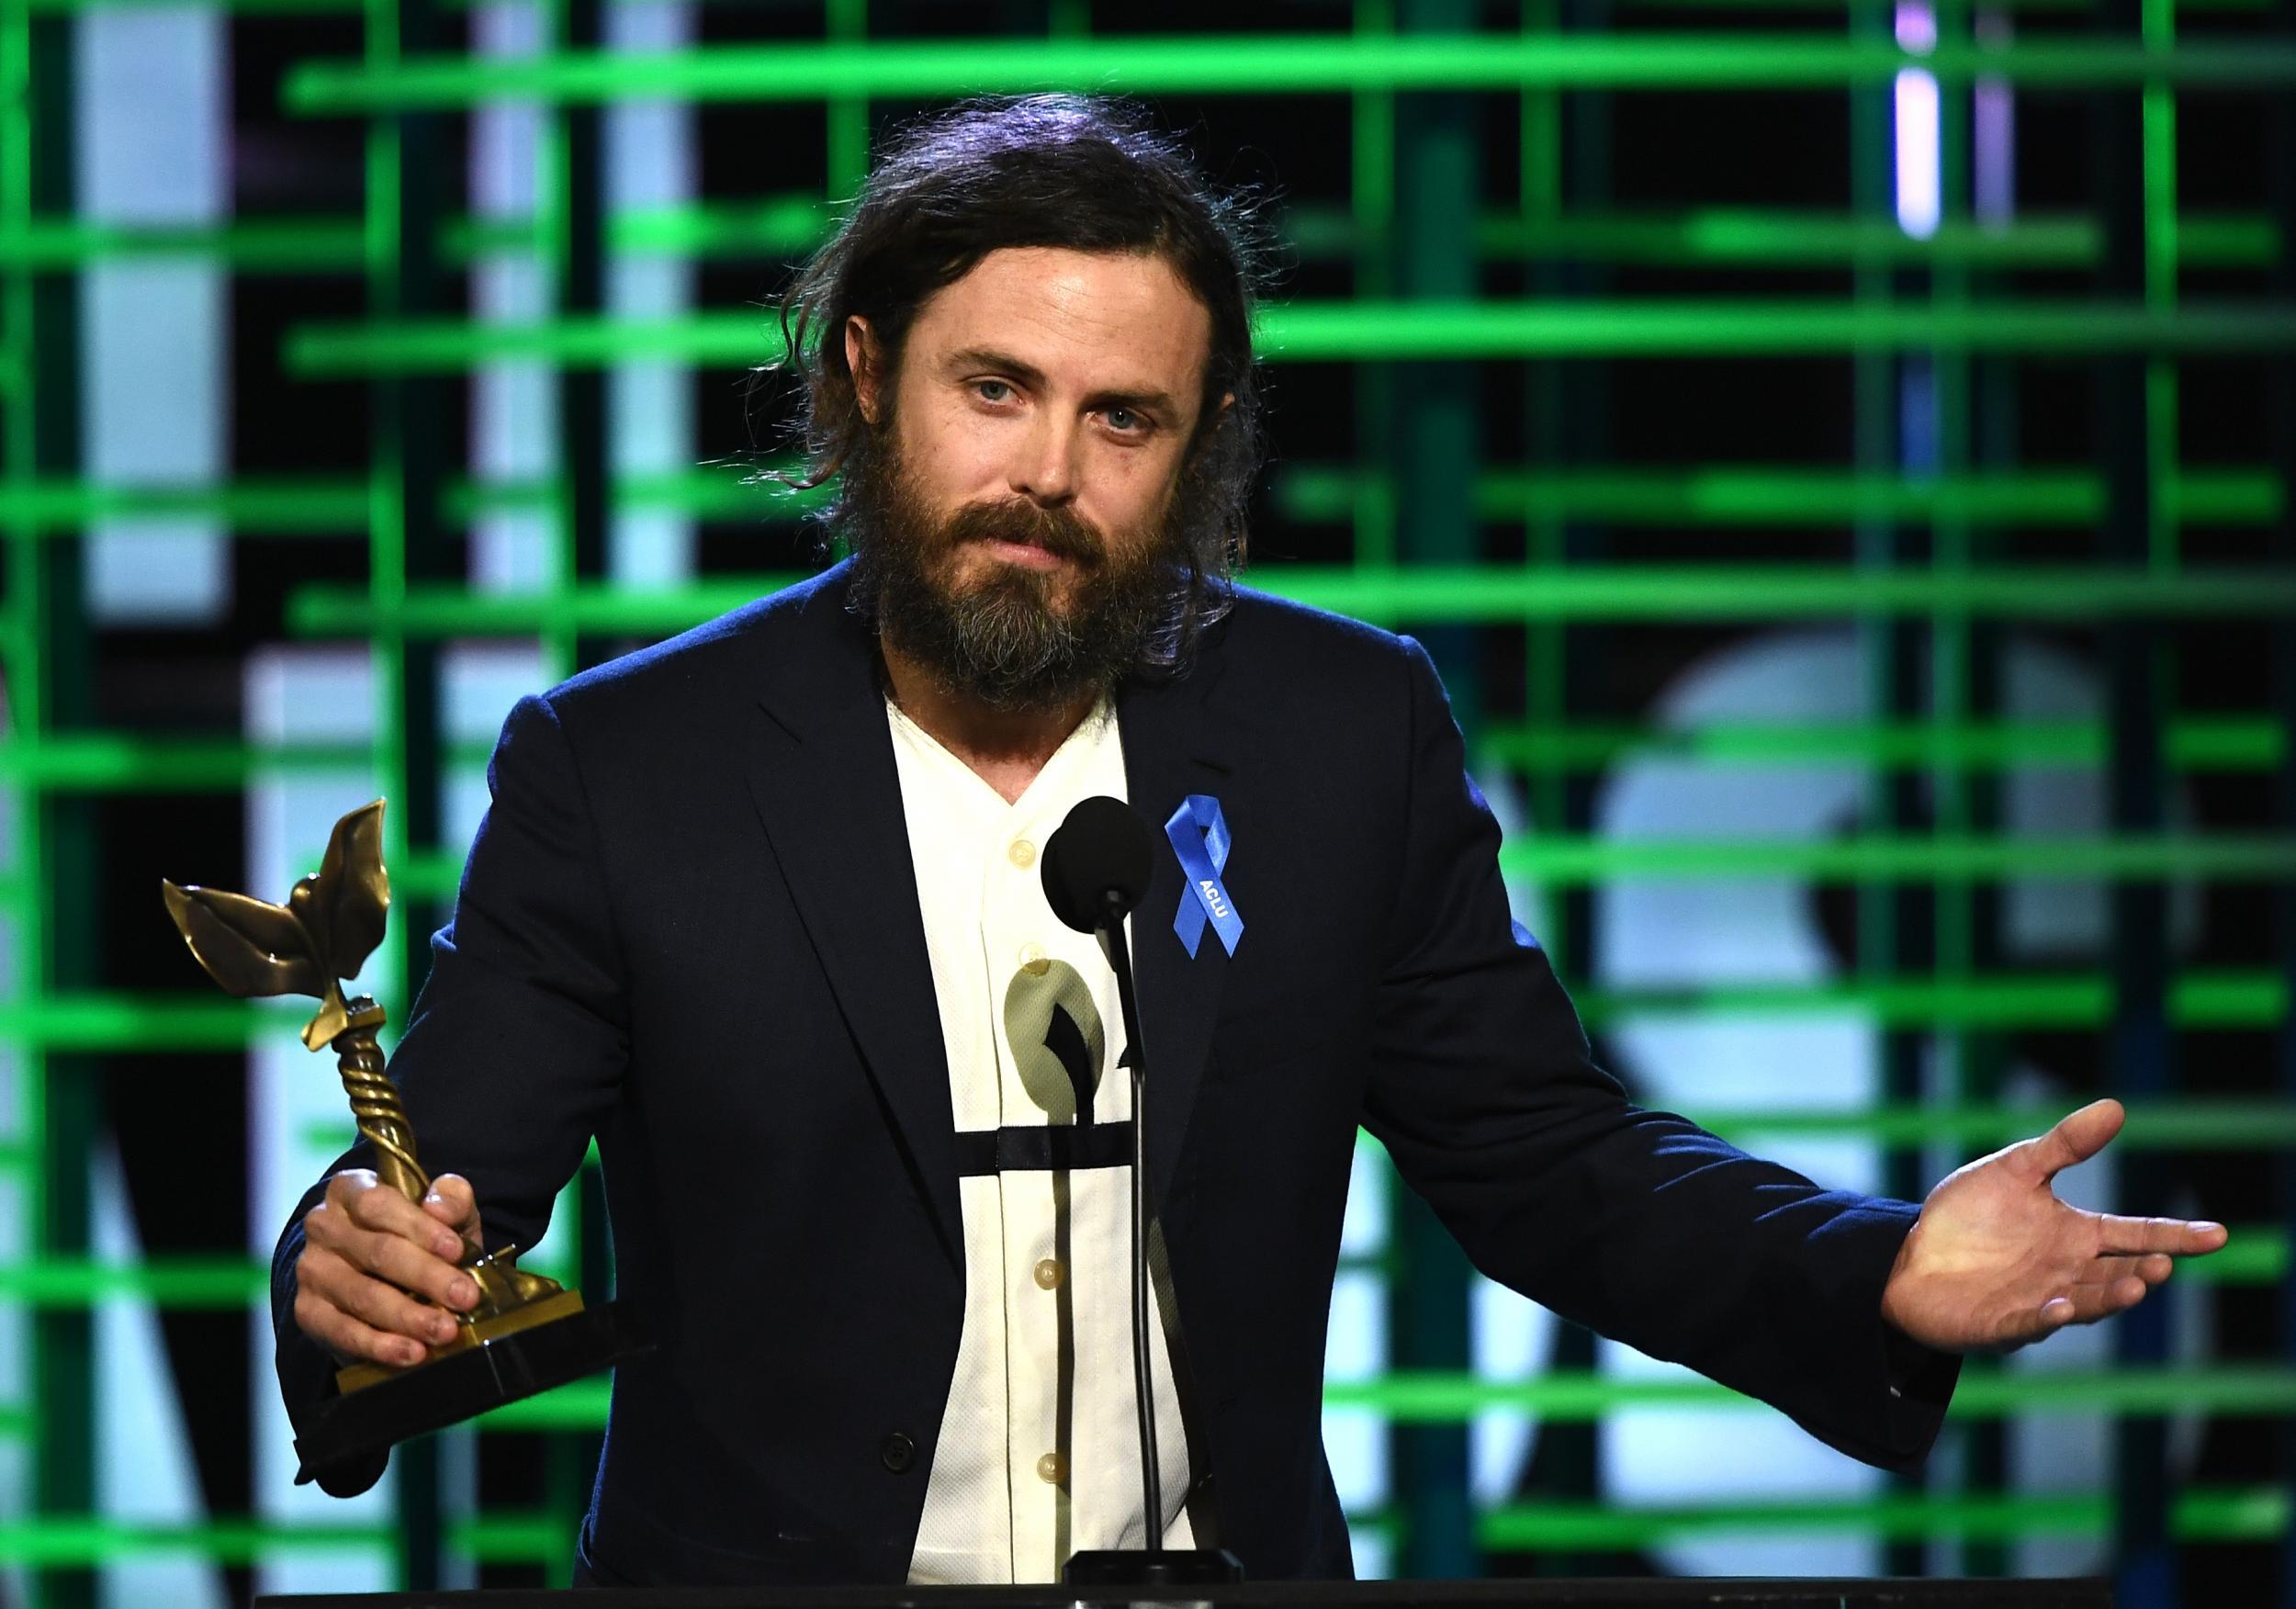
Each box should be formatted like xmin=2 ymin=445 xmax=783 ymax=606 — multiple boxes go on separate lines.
xmin=912 ymin=246 xmax=1211 ymax=392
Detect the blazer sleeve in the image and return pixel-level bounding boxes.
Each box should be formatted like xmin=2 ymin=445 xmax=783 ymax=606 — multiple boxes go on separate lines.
xmin=1358 ymin=636 xmax=1960 ymax=1473
xmin=270 ymin=691 xmax=633 ymax=1496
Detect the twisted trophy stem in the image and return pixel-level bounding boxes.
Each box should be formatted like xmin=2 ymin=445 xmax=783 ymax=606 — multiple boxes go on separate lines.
xmin=332 ymin=996 xmax=429 ymax=1202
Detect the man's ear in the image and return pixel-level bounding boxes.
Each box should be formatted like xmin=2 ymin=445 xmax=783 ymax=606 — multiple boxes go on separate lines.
xmin=845 ymin=316 xmax=881 ymax=424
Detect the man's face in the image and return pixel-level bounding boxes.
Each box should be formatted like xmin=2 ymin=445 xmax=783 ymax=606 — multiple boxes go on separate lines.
xmin=840 ymin=245 xmax=1218 ymax=712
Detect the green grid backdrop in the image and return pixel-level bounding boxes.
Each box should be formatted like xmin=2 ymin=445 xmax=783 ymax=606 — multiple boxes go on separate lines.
xmin=2 ymin=0 xmax=2293 ymax=1603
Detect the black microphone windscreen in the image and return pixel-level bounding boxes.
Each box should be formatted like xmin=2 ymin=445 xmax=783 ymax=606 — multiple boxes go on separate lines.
xmin=1041 ymin=796 xmax=1154 ymax=933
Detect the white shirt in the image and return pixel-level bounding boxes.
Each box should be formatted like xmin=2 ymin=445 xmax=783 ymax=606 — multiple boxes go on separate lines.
xmin=886 ymin=692 xmax=1196 ymax=1585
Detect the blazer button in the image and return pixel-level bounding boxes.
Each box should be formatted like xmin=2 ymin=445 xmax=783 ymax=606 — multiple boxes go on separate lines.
xmin=880 ymin=1432 xmax=916 ymax=1473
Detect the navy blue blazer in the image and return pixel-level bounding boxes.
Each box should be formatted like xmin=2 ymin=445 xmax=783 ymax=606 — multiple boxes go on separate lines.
xmin=270 ymin=560 xmax=1958 ymax=1585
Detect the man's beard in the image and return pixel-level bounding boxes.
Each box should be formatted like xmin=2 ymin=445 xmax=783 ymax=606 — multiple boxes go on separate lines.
xmin=840 ymin=424 xmax=1185 ymax=714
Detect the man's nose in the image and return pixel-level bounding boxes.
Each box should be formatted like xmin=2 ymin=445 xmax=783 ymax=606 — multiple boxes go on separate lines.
xmin=1008 ymin=414 xmax=1081 ymax=506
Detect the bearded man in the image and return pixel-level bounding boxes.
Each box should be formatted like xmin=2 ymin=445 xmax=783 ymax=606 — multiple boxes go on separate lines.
xmin=272 ymin=95 xmax=2227 ymax=1588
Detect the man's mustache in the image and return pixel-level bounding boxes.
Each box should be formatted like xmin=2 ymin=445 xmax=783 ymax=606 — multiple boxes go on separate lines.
xmin=940 ymin=498 xmax=1107 ymax=568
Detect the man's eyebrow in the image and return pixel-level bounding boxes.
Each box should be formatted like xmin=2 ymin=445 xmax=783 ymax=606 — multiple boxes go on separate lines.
xmin=945 ymin=346 xmax=1048 ymax=389
xmin=942 ymin=346 xmax=1181 ymax=418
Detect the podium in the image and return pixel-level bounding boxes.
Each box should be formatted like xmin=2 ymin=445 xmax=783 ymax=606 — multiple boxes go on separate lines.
xmin=255 ymin=1578 xmax=2110 ymax=1607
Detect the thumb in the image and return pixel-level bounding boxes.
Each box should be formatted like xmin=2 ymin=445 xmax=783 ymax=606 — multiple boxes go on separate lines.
xmin=2024 ymin=1098 xmax=2124 ymax=1182
xmin=422 ymin=1173 xmax=483 ymax=1243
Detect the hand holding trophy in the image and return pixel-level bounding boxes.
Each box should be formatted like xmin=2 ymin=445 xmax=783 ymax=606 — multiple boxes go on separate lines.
xmin=163 ymin=800 xmax=646 ymax=1484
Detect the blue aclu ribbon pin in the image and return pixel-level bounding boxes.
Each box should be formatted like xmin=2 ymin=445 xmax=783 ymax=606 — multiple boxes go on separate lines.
xmin=1165 ymin=794 xmax=1244 ymax=959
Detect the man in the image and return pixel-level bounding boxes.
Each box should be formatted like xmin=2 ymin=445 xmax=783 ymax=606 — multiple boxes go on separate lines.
xmin=273 ymin=96 xmax=2227 ymax=1586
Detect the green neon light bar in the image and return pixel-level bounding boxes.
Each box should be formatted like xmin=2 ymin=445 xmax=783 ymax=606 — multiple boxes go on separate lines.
xmin=280 ymin=37 xmax=2296 ymax=117
xmin=453 ymin=1513 xmax=569 ymax=1565
xmin=1282 ymin=467 xmax=2283 ymax=527
xmin=0 ymin=737 xmax=380 ymax=787
xmin=1274 ymin=566 xmax=2296 ymax=622
xmin=1478 ymin=717 xmax=2285 ymax=771
xmin=284 ymin=566 xmax=2296 ymax=640
xmin=1340 ymin=208 xmax=2281 ymax=270
xmin=1475 ymin=1488 xmax=2291 ymax=1549
xmin=22 ymin=0 xmax=362 ymax=11
xmin=3 ymin=465 xmax=2281 ymax=536
xmin=373 ymin=205 xmax=2296 ymax=275
xmin=1493 ymin=833 xmax=2296 ymax=883
xmin=446 ymin=196 xmax=829 ymax=263
xmin=1574 ymin=975 xmax=2291 ymax=1032
xmin=1683 ymin=1103 xmax=2296 ymax=1150
xmin=0 ymin=1520 xmax=390 ymax=1569
xmin=0 ymin=1257 xmax=268 ymax=1306
xmin=481 ymin=1365 xmax=2296 ymax=1434
xmin=12 ymin=205 xmax=2275 ymax=274
xmin=0 ymin=1491 xmax=2279 ymax=1568
xmin=0 ymin=995 xmax=310 ymax=1050
xmin=0 ymin=478 xmax=372 ymax=533
xmin=283 ymin=300 xmax=2296 ymax=375
xmin=445 ymin=469 xmax=819 ymax=523
xmin=0 ymin=219 xmax=366 ymax=272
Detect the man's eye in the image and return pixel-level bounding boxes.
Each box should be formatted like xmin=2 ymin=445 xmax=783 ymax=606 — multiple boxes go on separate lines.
xmin=974 ymin=379 xmax=1012 ymax=404
xmin=1105 ymin=407 xmax=1142 ymax=433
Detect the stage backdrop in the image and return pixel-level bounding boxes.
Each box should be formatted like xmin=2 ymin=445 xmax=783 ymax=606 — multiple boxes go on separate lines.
xmin=1 ymin=2 xmax=2292 ymax=1606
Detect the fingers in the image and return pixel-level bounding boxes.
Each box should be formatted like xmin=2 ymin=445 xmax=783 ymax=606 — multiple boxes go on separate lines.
xmin=350 ymin=1218 xmax=482 ymax=1311
xmin=318 ymin=1169 xmax=467 ymax=1264
xmin=294 ymin=1278 xmax=425 ymax=1368
xmin=2000 ymin=1268 xmax=2163 ymax=1350
xmin=2031 ymin=1296 xmax=2077 ymax=1338
xmin=297 ymin=1242 xmax=463 ymax=1365
xmin=296 ymin=1169 xmax=483 ymax=1369
xmin=2022 ymin=1098 xmax=2125 ymax=1181
xmin=2083 ymin=1252 xmax=2174 ymax=1288
xmin=2054 ymin=1276 xmax=2150 ymax=1325
xmin=2096 ymin=1213 xmax=2227 ymax=1257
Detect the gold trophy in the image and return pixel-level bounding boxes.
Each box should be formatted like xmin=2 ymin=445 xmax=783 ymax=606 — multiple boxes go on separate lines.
xmin=163 ymin=799 xmax=646 ymax=1483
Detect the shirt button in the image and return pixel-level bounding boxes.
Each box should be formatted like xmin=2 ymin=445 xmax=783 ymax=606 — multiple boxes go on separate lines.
xmin=1019 ymin=941 xmax=1049 ymax=974
xmin=880 ymin=1432 xmax=916 ymax=1473
xmin=1033 ymin=1257 xmax=1064 ymax=1290
xmin=1036 ymin=1451 xmax=1068 ymax=1486
xmin=1007 ymin=838 xmax=1036 ymax=869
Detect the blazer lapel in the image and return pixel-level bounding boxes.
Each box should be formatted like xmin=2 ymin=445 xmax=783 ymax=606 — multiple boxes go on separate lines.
xmin=1117 ymin=643 xmax=1236 ymax=1210
xmin=740 ymin=565 xmax=963 ymax=1268
xmin=734 ymin=563 xmax=1241 ymax=1257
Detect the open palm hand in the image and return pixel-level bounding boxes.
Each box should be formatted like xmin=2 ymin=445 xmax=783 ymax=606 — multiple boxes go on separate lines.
xmin=1880 ymin=1098 xmax=2228 ymax=1355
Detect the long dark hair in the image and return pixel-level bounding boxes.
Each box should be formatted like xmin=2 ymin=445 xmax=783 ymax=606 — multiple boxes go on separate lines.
xmin=764 ymin=94 xmax=1271 ymax=666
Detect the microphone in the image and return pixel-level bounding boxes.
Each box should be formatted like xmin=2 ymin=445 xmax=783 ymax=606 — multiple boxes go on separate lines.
xmin=1042 ymin=797 xmax=1243 ymax=1586
xmin=1041 ymin=794 xmax=1152 ymax=935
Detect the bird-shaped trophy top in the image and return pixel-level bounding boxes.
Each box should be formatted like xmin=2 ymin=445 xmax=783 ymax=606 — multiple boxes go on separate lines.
xmin=162 ymin=799 xmax=390 ymax=1052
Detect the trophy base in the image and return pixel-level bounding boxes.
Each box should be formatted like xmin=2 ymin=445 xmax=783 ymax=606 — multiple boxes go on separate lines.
xmin=333 ymin=1287 xmax=591 ymax=1394
xmin=1063 ymin=1547 xmax=1246 ymax=1586
xmin=293 ymin=1297 xmax=648 ymax=1485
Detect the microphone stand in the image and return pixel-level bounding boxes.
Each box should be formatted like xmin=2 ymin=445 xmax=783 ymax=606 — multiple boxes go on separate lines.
xmin=1107 ymin=890 xmax=1161 ymax=1548
xmin=1062 ymin=889 xmax=1244 ymax=1588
